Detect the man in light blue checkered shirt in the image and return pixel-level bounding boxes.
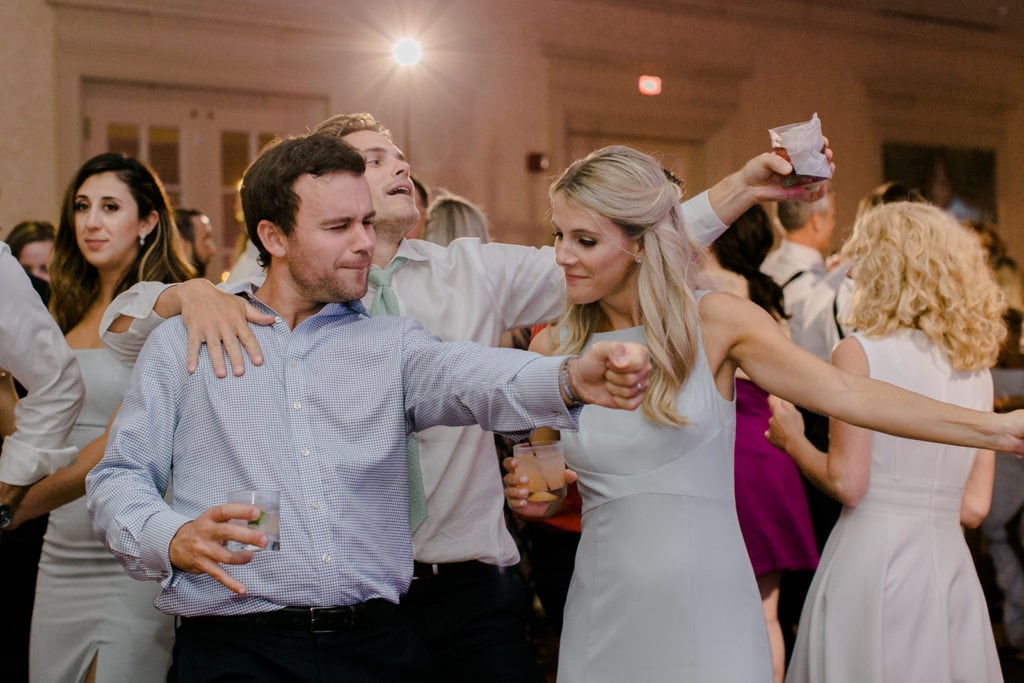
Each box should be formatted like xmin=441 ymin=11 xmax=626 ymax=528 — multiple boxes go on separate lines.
xmin=85 ymin=132 xmax=649 ymax=682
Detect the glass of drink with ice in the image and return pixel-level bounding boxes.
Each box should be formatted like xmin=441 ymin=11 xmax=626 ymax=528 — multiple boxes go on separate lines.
xmin=513 ymin=441 xmax=567 ymax=517
xmin=226 ymin=490 xmax=281 ymax=551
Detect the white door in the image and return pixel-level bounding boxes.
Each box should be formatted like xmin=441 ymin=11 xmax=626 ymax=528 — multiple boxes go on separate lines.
xmin=83 ymin=80 xmax=327 ymax=279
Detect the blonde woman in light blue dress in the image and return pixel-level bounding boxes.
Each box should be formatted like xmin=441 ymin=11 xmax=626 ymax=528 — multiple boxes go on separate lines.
xmin=506 ymin=147 xmax=1021 ymax=683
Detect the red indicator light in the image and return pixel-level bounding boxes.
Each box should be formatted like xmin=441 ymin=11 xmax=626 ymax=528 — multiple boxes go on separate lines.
xmin=638 ymin=75 xmax=662 ymax=96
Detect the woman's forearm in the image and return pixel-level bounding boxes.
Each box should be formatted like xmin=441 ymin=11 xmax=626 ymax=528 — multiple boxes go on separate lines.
xmin=10 ymin=432 xmax=107 ymax=528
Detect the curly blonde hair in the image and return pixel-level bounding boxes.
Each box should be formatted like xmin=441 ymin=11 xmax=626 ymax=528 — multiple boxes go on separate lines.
xmin=549 ymin=146 xmax=704 ymax=426
xmin=841 ymin=201 xmax=1006 ymax=371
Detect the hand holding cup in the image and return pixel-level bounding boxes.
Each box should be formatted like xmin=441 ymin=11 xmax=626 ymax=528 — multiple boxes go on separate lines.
xmin=506 ymin=442 xmax=568 ymax=517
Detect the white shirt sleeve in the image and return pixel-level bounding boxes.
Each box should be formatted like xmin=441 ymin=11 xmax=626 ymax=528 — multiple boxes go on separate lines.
xmin=99 ymin=281 xmax=177 ymax=366
xmin=476 ymin=242 xmax=565 ymax=330
xmin=100 ymin=277 xmax=259 ymax=365
xmin=0 ymin=243 xmax=84 ymax=485
xmin=680 ymin=190 xmax=728 ymax=248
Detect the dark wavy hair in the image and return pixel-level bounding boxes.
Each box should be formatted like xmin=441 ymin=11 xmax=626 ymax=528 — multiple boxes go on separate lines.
xmin=49 ymin=153 xmax=195 ymax=333
xmin=711 ymin=204 xmax=788 ymax=320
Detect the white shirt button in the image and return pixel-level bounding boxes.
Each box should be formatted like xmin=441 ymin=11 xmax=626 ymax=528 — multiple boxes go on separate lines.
xmin=274 ymin=316 xmax=283 ymax=324
xmin=289 ymin=359 xmax=298 ymax=368
xmin=300 ymin=448 xmax=310 ymax=457
xmin=321 ymin=553 xmax=332 ymax=563
xmin=293 ymin=401 xmax=301 ymax=410
xmin=311 ymin=500 xmax=321 ymax=509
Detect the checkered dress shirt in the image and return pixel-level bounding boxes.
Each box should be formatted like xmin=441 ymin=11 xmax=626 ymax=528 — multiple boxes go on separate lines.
xmin=87 ymin=295 xmax=575 ymax=616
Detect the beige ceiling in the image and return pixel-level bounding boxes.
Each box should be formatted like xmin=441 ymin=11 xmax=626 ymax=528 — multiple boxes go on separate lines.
xmin=608 ymin=0 xmax=1024 ymax=41
xmin=807 ymin=0 xmax=1021 ymax=33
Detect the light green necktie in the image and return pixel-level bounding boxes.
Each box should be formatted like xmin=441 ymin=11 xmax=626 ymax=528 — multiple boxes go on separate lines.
xmin=367 ymin=257 xmax=427 ymax=532
xmin=368 ymin=257 xmax=407 ymax=316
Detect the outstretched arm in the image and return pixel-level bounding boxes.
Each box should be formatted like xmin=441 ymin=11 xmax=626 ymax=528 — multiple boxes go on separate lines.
xmin=700 ymin=291 xmax=1024 ymax=455
xmin=102 ymin=279 xmax=273 ymax=377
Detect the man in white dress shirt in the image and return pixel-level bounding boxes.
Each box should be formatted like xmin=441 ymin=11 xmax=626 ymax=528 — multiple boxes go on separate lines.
xmin=0 ymin=242 xmax=84 ymax=528
xmin=761 ymin=190 xmax=844 ymax=363
xmin=100 ymin=113 xmax=833 ymax=681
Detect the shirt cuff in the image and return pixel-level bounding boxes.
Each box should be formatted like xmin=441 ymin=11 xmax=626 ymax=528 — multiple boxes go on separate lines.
xmin=140 ymin=508 xmax=193 ymax=583
xmin=0 ymin=439 xmax=78 ymax=486
xmin=516 ymin=355 xmax=581 ymax=434
xmin=680 ymin=190 xmax=728 ymax=248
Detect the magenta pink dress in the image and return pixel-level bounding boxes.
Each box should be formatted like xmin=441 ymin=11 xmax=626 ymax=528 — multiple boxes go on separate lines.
xmin=734 ymin=378 xmax=819 ymax=576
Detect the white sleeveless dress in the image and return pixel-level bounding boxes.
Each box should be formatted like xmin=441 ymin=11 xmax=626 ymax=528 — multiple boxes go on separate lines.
xmin=30 ymin=349 xmax=174 ymax=682
xmin=786 ymin=330 xmax=1002 ymax=683
xmin=557 ymin=322 xmax=772 ymax=682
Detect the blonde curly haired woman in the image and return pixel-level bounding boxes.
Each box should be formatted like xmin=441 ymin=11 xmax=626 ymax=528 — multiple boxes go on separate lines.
xmin=769 ymin=201 xmax=1006 ymax=682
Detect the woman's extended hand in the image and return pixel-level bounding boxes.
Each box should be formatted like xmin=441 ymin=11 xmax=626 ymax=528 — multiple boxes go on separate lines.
xmin=766 ymin=395 xmax=807 ymax=455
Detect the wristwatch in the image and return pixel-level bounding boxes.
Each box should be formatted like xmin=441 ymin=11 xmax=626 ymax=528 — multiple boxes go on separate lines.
xmin=0 ymin=503 xmax=13 ymax=531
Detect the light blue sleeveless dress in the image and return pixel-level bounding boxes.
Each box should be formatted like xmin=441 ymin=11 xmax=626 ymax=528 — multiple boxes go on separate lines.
xmin=556 ymin=321 xmax=772 ymax=682
xmin=30 ymin=349 xmax=174 ymax=682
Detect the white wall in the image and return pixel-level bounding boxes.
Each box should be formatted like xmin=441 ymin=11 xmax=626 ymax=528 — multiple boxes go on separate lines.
xmin=1 ymin=0 xmax=57 ymax=231
xmin=3 ymin=0 xmax=1023 ymax=256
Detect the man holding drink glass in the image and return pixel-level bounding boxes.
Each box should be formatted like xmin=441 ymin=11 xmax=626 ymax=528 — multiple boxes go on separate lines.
xmin=85 ymin=132 xmax=649 ymax=682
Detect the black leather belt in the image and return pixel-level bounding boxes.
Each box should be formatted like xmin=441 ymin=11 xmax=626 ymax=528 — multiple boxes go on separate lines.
xmin=181 ymin=598 xmax=397 ymax=634
xmin=412 ymin=560 xmax=507 ymax=579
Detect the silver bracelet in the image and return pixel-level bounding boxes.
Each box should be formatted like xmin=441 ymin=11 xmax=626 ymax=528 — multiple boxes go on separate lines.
xmin=559 ymin=354 xmax=584 ymax=407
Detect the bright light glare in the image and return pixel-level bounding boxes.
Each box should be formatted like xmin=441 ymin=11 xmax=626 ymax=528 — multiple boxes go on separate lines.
xmin=393 ymin=38 xmax=422 ymax=66
xmin=638 ymin=75 xmax=662 ymax=96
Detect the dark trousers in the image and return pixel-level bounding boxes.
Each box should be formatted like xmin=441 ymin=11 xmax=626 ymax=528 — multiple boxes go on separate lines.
xmin=779 ymin=408 xmax=842 ymax=664
xmin=168 ymin=601 xmax=430 ymax=683
xmin=524 ymin=524 xmax=581 ymax=633
xmin=0 ymin=514 xmax=48 ymax=683
xmin=400 ymin=561 xmax=544 ymax=683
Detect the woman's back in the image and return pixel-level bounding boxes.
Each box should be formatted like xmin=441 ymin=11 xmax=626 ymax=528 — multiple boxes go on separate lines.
xmin=785 ymin=329 xmax=1002 ymax=683
xmin=857 ymin=330 xmax=989 ymax=494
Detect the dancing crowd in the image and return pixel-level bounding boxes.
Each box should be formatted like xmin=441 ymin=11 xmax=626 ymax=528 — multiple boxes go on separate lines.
xmin=0 ymin=110 xmax=1021 ymax=683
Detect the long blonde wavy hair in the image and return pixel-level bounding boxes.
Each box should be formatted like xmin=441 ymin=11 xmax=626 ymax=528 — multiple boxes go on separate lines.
xmin=549 ymin=146 xmax=704 ymax=426
xmin=842 ymin=201 xmax=1006 ymax=371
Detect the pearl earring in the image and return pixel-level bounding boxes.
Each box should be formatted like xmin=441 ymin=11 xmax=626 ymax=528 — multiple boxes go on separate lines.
xmin=139 ymin=233 xmax=146 ymax=247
